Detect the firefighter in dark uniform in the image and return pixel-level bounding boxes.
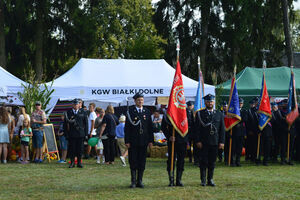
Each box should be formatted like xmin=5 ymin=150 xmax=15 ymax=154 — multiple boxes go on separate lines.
xmin=186 ymin=101 xmax=196 ymax=164
xmin=64 ymin=99 xmax=88 ymax=168
xmin=271 ymin=102 xmax=282 ymax=162
xmin=125 ymin=93 xmax=154 ymax=188
xmin=220 ymin=101 xmax=228 ymax=163
xmin=195 ymin=94 xmax=225 ymax=187
xmin=231 ymin=98 xmax=247 ymax=166
xmin=161 ymin=114 xmax=188 ymax=187
xmin=278 ymin=99 xmax=296 ymax=165
xmin=246 ymin=97 xmax=259 ymax=162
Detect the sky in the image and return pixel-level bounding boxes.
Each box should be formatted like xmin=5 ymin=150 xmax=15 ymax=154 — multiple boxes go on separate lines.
xmin=294 ymin=1 xmax=300 ymax=10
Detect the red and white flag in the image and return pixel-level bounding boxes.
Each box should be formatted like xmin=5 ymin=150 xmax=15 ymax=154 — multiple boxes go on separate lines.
xmin=167 ymin=60 xmax=188 ymax=137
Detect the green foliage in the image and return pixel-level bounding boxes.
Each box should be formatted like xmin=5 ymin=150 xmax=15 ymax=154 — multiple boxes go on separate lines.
xmin=17 ymin=68 xmax=54 ymax=115
xmin=153 ymin=0 xmax=296 ymax=84
xmin=2 ymin=0 xmax=164 ymax=80
xmin=93 ymin=0 xmax=165 ymax=59
xmin=291 ymin=10 xmax=300 ymax=51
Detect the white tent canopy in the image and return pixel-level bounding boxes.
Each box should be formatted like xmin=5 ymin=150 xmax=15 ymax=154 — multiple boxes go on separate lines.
xmin=0 ymin=66 xmax=25 ymax=105
xmin=0 ymin=66 xmax=58 ymax=113
xmin=50 ymin=58 xmax=215 ymax=105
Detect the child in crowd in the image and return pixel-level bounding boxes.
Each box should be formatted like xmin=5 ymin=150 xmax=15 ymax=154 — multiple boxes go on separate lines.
xmin=95 ymin=107 xmax=105 ymax=164
xmin=57 ymin=114 xmax=68 ymax=163
xmin=116 ymin=115 xmax=127 ymax=166
xmin=20 ymin=119 xmax=32 ymax=164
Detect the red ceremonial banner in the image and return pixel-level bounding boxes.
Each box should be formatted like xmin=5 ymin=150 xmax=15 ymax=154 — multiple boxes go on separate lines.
xmin=167 ymin=60 xmax=188 ymax=137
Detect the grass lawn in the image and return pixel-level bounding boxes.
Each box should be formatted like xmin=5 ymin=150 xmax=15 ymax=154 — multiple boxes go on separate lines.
xmin=0 ymin=158 xmax=299 ymax=200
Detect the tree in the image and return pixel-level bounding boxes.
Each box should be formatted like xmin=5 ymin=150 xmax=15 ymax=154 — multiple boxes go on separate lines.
xmin=291 ymin=10 xmax=300 ymax=51
xmin=0 ymin=0 xmax=6 ymax=69
xmin=93 ymin=0 xmax=165 ymax=59
xmin=281 ymin=0 xmax=294 ymax=67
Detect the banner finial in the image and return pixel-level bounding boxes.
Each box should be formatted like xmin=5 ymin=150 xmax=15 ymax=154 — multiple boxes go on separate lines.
xmin=263 ymin=60 xmax=266 ymax=69
xmin=234 ymin=65 xmax=237 ymax=77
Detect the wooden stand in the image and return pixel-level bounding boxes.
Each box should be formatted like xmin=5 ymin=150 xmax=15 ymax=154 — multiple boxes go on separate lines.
xmin=43 ymin=124 xmax=60 ymax=162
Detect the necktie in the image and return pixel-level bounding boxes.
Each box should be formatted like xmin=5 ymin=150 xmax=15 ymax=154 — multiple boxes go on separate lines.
xmin=139 ymin=109 xmax=142 ymax=114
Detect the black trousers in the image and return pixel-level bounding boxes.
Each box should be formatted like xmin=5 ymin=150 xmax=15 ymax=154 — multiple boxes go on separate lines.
xmin=232 ymin=134 xmax=244 ymax=161
xmin=102 ymin=137 xmax=115 ymax=162
xmin=68 ymin=137 xmax=84 ymax=161
xmin=295 ymin=135 xmax=300 ymax=161
xmin=194 ymin=145 xmax=200 ymax=164
xmin=224 ymin=133 xmax=230 ymax=163
xmin=128 ymin=145 xmax=147 ymax=170
xmin=167 ymin=142 xmax=187 ymax=172
xmin=260 ymin=135 xmax=272 ymax=162
xmin=247 ymin=132 xmax=257 ymax=161
xmin=271 ymin=132 xmax=280 ymax=159
xmin=279 ymin=133 xmax=295 ymax=161
xmin=199 ymin=144 xmax=218 ymax=169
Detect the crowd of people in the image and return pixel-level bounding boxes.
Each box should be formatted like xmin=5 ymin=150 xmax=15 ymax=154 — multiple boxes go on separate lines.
xmin=0 ymin=92 xmax=299 ymax=188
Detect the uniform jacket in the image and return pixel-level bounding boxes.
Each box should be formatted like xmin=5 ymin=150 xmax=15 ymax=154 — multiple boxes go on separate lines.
xmin=247 ymin=107 xmax=259 ymax=133
xmin=232 ymin=108 xmax=248 ymax=137
xmin=161 ymin=115 xmax=188 ymax=144
xmin=124 ymin=106 xmax=154 ymax=146
xmin=195 ymin=109 xmax=225 ymax=146
xmin=64 ymin=108 xmax=88 ymax=139
xmin=271 ymin=110 xmax=283 ymax=136
xmin=186 ymin=108 xmax=195 ymax=140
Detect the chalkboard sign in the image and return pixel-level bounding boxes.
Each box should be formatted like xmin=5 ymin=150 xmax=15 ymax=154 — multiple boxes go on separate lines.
xmin=43 ymin=124 xmax=58 ymax=153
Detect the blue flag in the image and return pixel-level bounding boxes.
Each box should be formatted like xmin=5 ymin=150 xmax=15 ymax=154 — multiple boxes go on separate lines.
xmin=258 ymin=72 xmax=271 ymax=131
xmin=194 ymin=70 xmax=205 ymax=112
xmin=224 ymin=76 xmax=241 ymax=131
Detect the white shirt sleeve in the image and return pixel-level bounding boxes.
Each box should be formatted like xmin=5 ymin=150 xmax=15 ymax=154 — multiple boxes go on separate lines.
xmin=89 ymin=112 xmax=97 ymax=135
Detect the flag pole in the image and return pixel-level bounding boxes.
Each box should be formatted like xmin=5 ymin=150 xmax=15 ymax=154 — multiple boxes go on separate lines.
xmin=256 ymin=60 xmax=267 ymax=160
xmin=170 ymin=40 xmax=180 ymax=185
xmin=287 ymin=65 xmax=294 ymax=161
xmin=287 ymin=125 xmax=291 ymax=161
xmin=228 ymin=65 xmax=236 ymax=166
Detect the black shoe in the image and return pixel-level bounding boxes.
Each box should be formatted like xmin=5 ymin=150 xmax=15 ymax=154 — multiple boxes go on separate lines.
xmin=69 ymin=162 xmax=75 ymax=168
xmin=236 ymin=157 xmax=241 ymax=167
xmin=280 ymin=160 xmax=287 ymax=165
xmin=255 ymin=159 xmax=261 ymax=165
xmin=200 ymin=168 xmax=206 ymax=186
xmin=168 ymin=171 xmax=175 ymax=187
xmin=130 ymin=170 xmax=136 ymax=188
xmin=287 ymin=161 xmax=294 ymax=166
xmin=176 ymin=170 xmax=184 ymax=187
xmin=207 ymin=168 xmax=215 ymax=186
xmin=207 ymin=179 xmax=215 ymax=187
xmin=77 ymin=163 xmax=83 ymax=168
xmin=136 ymin=182 xmax=144 ymax=188
xmin=136 ymin=170 xmax=144 ymax=188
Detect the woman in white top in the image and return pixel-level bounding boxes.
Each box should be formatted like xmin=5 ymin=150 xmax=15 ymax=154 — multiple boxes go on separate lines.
xmin=16 ymin=107 xmax=30 ymax=134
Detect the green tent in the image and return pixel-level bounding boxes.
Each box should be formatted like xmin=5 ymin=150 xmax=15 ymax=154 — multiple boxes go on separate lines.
xmin=217 ymin=67 xmax=300 ymax=97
